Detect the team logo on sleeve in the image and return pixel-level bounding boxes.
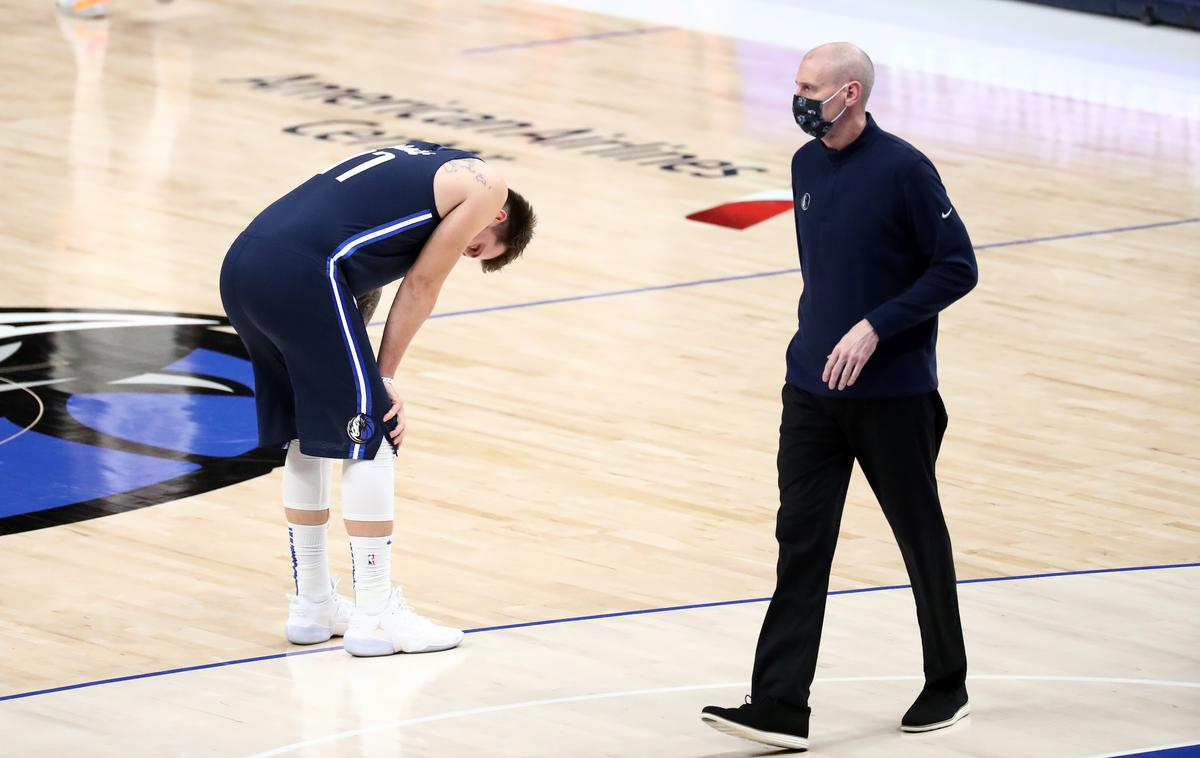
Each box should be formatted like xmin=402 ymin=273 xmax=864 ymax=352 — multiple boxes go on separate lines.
xmin=346 ymin=413 xmax=376 ymax=444
xmin=0 ymin=308 xmax=283 ymax=534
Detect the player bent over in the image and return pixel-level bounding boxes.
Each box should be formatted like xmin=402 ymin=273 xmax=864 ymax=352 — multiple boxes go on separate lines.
xmin=219 ymin=142 xmax=536 ymax=656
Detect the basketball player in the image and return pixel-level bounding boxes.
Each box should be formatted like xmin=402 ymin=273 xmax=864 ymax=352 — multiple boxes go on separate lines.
xmin=219 ymin=142 xmax=536 ymax=656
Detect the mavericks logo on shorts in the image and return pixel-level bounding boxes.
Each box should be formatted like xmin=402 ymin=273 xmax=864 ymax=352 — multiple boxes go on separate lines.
xmin=347 ymin=413 xmax=376 ymax=444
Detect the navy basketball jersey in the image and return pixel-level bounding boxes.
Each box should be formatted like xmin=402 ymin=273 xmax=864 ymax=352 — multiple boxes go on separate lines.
xmin=243 ymin=141 xmax=476 ymax=295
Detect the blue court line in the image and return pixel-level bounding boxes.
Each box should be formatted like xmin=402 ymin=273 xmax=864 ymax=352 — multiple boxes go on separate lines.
xmin=426 ymin=267 xmax=797 ymax=321
xmin=977 ymin=216 xmax=1199 ymax=250
xmin=462 ymin=26 xmax=675 ymax=55
xmin=1 ymin=561 xmax=1195 ymax=704
xmin=1114 ymin=746 xmax=1200 ymax=758
xmin=467 ymin=561 xmax=1200 ymax=633
xmin=367 ymin=216 xmax=1199 ymax=327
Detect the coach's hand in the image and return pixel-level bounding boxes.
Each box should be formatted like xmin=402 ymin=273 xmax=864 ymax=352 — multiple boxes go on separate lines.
xmin=824 ymin=319 xmax=879 ymax=391
xmin=381 ymin=381 xmax=407 ymax=446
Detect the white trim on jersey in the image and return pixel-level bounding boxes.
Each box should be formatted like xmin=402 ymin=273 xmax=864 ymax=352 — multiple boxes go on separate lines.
xmin=326 ymin=211 xmax=434 ymax=459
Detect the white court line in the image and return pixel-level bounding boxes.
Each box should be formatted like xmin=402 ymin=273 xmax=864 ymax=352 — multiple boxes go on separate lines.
xmin=0 ymin=374 xmax=46 ymax=446
xmin=243 ymin=674 xmax=1200 ymax=757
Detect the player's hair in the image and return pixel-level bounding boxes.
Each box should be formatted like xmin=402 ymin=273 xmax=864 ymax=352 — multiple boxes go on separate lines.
xmin=482 ymin=189 xmax=536 ymax=273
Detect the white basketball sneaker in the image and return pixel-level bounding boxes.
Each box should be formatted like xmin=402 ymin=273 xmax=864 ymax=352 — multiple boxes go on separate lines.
xmin=285 ymin=578 xmax=354 ymax=645
xmin=342 ymin=587 xmax=464 ymax=657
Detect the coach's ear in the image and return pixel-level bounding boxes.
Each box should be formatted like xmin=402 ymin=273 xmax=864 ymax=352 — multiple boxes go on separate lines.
xmin=494 ymin=209 xmax=508 ymax=223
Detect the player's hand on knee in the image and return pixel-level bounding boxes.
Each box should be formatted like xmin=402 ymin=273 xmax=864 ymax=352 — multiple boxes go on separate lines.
xmin=382 ymin=381 xmax=407 ymax=446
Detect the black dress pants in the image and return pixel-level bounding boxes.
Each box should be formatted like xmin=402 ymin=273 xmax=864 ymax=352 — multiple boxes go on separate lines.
xmin=751 ymin=383 xmax=968 ymax=708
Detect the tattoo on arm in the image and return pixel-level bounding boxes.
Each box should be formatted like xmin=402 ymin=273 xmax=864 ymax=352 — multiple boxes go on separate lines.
xmin=356 ymin=289 xmax=382 ymax=323
xmin=443 ymin=158 xmax=491 ymax=188
xmin=463 ymin=159 xmax=491 ymax=188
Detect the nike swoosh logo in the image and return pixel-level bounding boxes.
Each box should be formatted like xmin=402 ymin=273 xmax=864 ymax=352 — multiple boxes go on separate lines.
xmin=941 ymin=208 xmax=954 ymax=219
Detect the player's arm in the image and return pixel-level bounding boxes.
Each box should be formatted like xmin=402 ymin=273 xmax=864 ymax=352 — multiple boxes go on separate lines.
xmin=375 ymin=178 xmax=507 ymax=377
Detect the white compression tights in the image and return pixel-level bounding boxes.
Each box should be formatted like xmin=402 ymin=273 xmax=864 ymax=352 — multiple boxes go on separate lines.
xmin=281 ymin=440 xmax=395 ymax=522
xmin=282 ymin=440 xmax=396 ymax=608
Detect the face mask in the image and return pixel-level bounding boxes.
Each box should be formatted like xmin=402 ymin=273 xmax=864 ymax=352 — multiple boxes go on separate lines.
xmin=792 ymin=83 xmax=849 ymax=138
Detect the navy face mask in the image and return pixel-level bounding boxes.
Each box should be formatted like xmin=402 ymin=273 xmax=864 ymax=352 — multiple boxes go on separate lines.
xmin=792 ymin=83 xmax=849 ymax=138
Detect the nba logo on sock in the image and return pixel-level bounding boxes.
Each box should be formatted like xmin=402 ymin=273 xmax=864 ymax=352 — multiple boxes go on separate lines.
xmin=346 ymin=413 xmax=375 ymax=444
xmin=367 ymin=552 xmax=377 ymax=566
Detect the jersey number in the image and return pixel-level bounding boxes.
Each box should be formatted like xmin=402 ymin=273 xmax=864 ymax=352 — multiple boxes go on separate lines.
xmin=318 ymin=144 xmax=437 ymax=183
xmin=320 ymin=150 xmax=396 ymax=183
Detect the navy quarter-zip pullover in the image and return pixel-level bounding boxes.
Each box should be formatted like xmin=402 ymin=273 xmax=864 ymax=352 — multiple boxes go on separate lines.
xmin=787 ymin=114 xmax=978 ymax=397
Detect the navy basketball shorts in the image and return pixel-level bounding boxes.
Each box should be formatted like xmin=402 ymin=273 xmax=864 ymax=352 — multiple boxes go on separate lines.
xmin=219 ymin=232 xmax=394 ymax=460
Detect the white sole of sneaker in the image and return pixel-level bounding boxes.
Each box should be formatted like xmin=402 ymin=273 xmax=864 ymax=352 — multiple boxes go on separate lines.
xmin=285 ymin=623 xmax=333 ymax=645
xmin=700 ymin=713 xmax=809 ymax=751
xmin=400 ymin=639 xmax=463 ymax=654
xmin=342 ymin=635 xmax=395 ymax=657
xmin=342 ymin=635 xmax=463 ymax=657
xmin=900 ymin=703 xmax=971 ymax=733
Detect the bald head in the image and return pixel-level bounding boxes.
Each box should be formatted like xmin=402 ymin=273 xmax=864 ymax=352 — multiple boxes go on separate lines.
xmin=797 ymin=42 xmax=875 ymax=106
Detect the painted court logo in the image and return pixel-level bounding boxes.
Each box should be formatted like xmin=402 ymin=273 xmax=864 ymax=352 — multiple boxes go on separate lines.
xmin=687 ymin=189 xmax=794 ymax=229
xmin=0 ymin=308 xmax=284 ymax=534
xmin=346 ymin=413 xmax=375 ymax=444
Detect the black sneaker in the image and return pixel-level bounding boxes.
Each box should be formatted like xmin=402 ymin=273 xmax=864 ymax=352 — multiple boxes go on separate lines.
xmin=901 ymin=686 xmax=970 ymax=733
xmin=701 ymin=695 xmax=810 ymax=751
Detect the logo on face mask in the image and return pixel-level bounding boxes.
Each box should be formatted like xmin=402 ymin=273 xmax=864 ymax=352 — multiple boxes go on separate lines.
xmin=792 ymin=83 xmax=850 ymax=138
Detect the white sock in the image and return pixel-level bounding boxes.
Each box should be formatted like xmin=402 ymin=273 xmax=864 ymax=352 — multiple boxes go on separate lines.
xmin=349 ymin=535 xmax=392 ymax=614
xmin=287 ymin=522 xmax=331 ymax=602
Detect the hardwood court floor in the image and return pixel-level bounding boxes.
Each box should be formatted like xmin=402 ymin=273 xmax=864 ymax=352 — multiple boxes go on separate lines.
xmin=0 ymin=0 xmax=1197 ymax=755
xmin=3 ymin=568 xmax=1196 ymax=757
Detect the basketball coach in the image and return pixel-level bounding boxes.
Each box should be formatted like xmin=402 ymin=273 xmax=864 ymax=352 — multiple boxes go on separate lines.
xmin=702 ymin=41 xmax=980 ymax=751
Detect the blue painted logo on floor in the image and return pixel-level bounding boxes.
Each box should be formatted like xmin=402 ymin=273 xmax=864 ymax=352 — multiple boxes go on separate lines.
xmin=0 ymin=308 xmax=283 ymax=534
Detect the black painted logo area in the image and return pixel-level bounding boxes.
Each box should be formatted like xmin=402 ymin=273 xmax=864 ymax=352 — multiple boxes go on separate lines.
xmin=0 ymin=309 xmax=284 ymax=535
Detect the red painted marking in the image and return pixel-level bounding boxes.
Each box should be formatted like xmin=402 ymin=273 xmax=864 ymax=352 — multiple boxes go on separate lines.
xmin=686 ymin=200 xmax=794 ymax=230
